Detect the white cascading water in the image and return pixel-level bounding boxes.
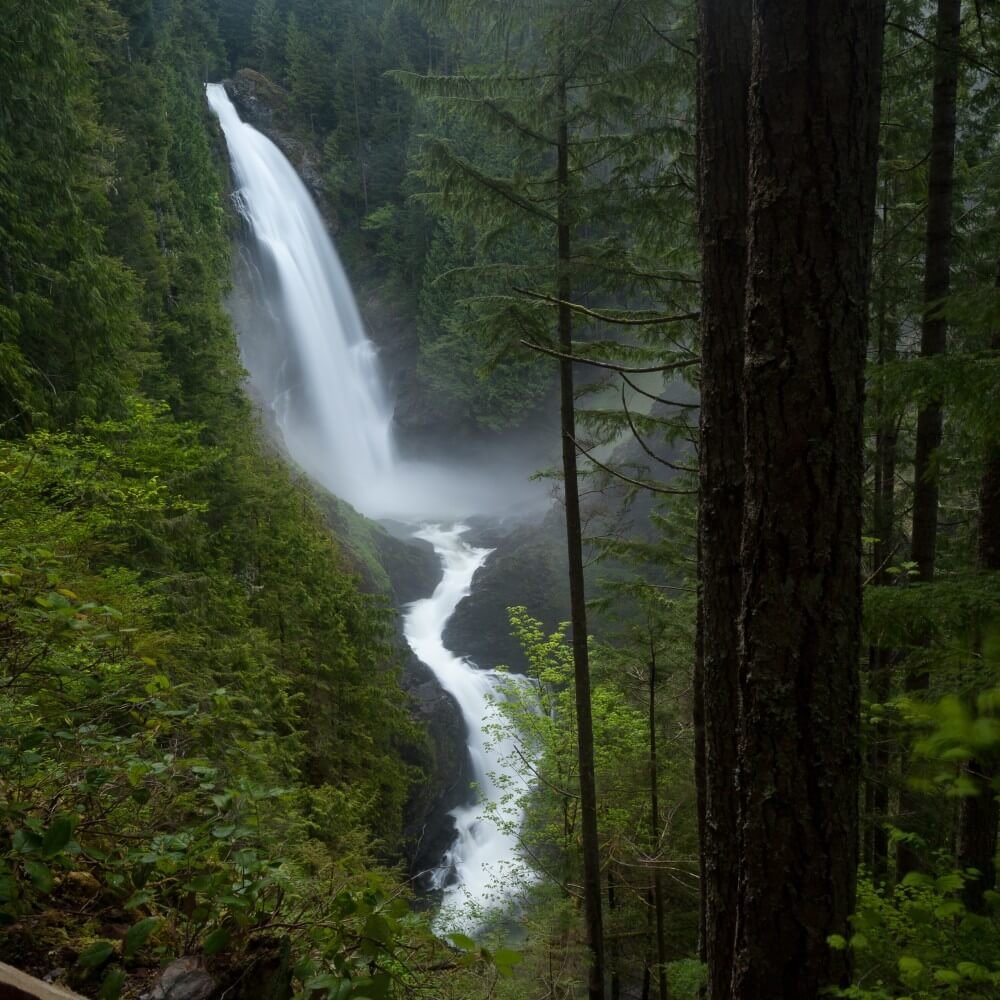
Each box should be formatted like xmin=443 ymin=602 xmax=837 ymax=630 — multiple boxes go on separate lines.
xmin=207 ymin=83 xmax=543 ymax=521
xmin=403 ymin=526 xmax=533 ymax=931
xmin=206 ymin=84 xmax=394 ymax=511
xmin=207 ymin=84 xmax=534 ymax=931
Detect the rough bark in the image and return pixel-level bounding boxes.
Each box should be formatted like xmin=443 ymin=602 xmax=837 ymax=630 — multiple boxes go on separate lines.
xmin=731 ymin=0 xmax=885 ymax=995
xmin=898 ymin=0 xmax=962 ymax=877
xmin=556 ymin=67 xmax=605 ymax=1000
xmin=694 ymin=1 xmax=750 ymax=994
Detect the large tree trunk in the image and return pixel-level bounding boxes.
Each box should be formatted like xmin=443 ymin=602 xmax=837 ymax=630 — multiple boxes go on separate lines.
xmin=956 ymin=262 xmax=1000 ymax=913
xmin=556 ymin=66 xmax=605 ymax=1000
xmin=694 ymin=1 xmax=750 ymax=993
xmin=730 ymin=0 xmax=884 ymax=995
xmin=898 ymin=0 xmax=962 ymax=877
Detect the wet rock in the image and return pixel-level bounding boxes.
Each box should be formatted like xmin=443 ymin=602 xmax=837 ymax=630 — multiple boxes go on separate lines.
xmin=140 ymin=958 xmax=215 ymax=1000
xmin=368 ymin=522 xmax=439 ymax=605
xmin=443 ymin=514 xmax=569 ymax=674
xmin=399 ymin=652 xmax=471 ymax=882
xmin=223 ymin=70 xmax=335 ymax=226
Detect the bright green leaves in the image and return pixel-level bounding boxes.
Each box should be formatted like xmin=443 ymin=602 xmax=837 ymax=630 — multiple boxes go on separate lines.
xmin=201 ymin=926 xmax=231 ymax=956
xmin=2 ymin=815 xmax=81 ymax=904
xmin=837 ymin=873 xmax=1000 ymax=998
xmin=303 ymin=975 xmax=354 ymax=1000
xmin=490 ymin=946 xmax=523 ymax=977
xmin=23 ymin=861 xmax=55 ymax=894
xmin=446 ymin=932 xmax=522 ymax=979
xmin=446 ymin=932 xmax=476 ymax=952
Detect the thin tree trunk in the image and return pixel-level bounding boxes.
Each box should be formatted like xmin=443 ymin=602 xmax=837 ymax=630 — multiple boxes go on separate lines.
xmin=608 ymin=867 xmax=620 ymax=1000
xmin=694 ymin=1 xmax=750 ymax=994
xmin=910 ymin=0 xmax=961 ymax=586
xmin=899 ymin=0 xmax=962 ymax=877
xmin=556 ymin=62 xmax=605 ymax=1000
xmin=866 ymin=177 xmax=899 ymax=884
xmin=351 ymin=46 xmax=369 ymax=214
xmin=956 ymin=261 xmax=1000 ymax=913
xmin=692 ymin=593 xmax=706 ymax=967
xmin=730 ymin=0 xmax=885 ymax=995
xmin=648 ymin=643 xmax=669 ymax=1000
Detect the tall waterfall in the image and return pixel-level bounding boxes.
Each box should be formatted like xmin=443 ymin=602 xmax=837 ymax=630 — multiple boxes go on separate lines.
xmin=207 ymin=84 xmax=535 ymax=931
xmin=207 ymin=83 xmax=543 ymax=521
xmin=206 ymin=84 xmax=394 ymax=513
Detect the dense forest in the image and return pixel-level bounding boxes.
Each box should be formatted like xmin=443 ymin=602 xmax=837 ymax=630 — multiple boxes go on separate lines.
xmin=1 ymin=0 xmax=999 ymax=998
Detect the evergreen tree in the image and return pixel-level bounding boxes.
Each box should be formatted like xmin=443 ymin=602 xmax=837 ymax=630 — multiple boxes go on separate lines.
xmin=694 ymin=1 xmax=750 ymax=993
xmin=722 ymin=0 xmax=885 ymax=994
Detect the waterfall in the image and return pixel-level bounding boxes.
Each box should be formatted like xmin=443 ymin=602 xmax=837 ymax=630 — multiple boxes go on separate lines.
xmin=207 ymin=83 xmax=544 ymax=521
xmin=206 ymin=84 xmax=394 ymax=513
xmin=207 ymin=84 xmax=535 ymax=931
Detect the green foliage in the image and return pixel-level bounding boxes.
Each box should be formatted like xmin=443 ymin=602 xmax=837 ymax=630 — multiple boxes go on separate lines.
xmin=476 ymin=602 xmax=698 ymax=991
xmin=0 ymin=4 xmax=437 ymax=992
xmin=835 ymin=874 xmax=1000 ymax=998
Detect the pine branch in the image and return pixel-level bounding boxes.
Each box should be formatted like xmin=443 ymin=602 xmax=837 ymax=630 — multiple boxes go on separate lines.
xmin=620 ymin=373 xmax=699 ymax=410
xmin=522 ymin=339 xmax=699 ymax=374
xmin=423 ymin=140 xmax=558 ymax=224
xmin=885 ymin=19 xmax=999 ymax=78
xmin=570 ymin=433 xmax=696 ymax=496
xmin=620 ymin=383 xmax=697 ymax=474
xmin=514 ymin=287 xmax=699 ymax=326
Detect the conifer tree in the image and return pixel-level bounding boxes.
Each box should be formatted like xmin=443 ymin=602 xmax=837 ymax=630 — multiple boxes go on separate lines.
xmin=694 ymin=1 xmax=750 ymax=993
xmin=396 ymin=3 xmax=695 ymax=994
xmin=724 ymin=1 xmax=885 ymax=994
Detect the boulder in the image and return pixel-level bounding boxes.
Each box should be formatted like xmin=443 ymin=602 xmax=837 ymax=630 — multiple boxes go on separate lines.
xmin=140 ymin=958 xmax=215 ymax=1000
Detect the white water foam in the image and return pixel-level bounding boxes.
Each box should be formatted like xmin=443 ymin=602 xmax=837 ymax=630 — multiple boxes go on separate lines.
xmin=403 ymin=525 xmax=534 ymax=931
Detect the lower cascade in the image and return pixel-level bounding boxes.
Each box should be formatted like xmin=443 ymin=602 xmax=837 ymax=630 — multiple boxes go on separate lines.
xmin=403 ymin=526 xmax=534 ymax=930
xmin=207 ymin=83 xmax=535 ymax=932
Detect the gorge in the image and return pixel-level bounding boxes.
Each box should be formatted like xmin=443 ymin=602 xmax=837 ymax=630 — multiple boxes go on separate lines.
xmin=206 ymin=82 xmax=537 ymax=931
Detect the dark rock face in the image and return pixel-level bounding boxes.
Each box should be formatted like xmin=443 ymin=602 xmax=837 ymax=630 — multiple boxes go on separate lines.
xmin=369 ymin=524 xmax=439 ymax=606
xmin=398 ymin=652 xmax=472 ymax=881
xmin=443 ymin=514 xmax=570 ymax=675
xmin=223 ymin=71 xmax=335 ymax=227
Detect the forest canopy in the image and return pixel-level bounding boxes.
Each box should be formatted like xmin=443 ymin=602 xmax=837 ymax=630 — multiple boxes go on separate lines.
xmin=1 ymin=1 xmax=1000 ymax=999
